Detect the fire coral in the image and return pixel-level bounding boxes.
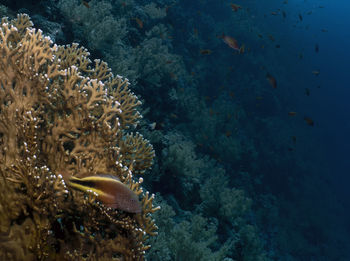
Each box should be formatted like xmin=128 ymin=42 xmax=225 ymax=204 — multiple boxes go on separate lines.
xmin=0 ymin=14 xmax=158 ymax=260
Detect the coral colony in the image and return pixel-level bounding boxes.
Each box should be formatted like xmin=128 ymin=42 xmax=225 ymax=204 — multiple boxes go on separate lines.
xmin=0 ymin=14 xmax=158 ymax=260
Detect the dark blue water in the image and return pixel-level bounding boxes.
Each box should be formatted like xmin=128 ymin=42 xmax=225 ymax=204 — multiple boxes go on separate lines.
xmin=3 ymin=0 xmax=349 ymax=259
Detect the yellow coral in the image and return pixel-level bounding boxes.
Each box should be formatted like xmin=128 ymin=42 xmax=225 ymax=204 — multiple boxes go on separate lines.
xmin=0 ymin=14 xmax=158 ymax=260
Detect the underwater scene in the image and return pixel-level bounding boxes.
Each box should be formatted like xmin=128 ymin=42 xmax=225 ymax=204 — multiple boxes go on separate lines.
xmin=0 ymin=0 xmax=349 ymax=260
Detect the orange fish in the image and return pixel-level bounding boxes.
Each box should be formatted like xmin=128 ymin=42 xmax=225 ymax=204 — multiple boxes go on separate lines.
xmin=200 ymin=49 xmax=212 ymax=55
xmin=288 ymin=111 xmax=297 ymax=116
xmin=222 ymin=34 xmax=240 ymax=51
xmin=133 ymin=18 xmax=143 ymax=29
xmin=64 ymin=173 xmax=141 ymax=213
xmin=225 ymin=130 xmax=232 ymax=137
xmin=82 ymin=0 xmax=90 ymax=8
xmin=266 ymin=73 xmax=277 ymax=88
xmin=312 ymin=70 xmax=320 ymax=76
xmin=304 ymin=117 xmax=314 ymax=126
xmin=230 ymin=3 xmax=242 ymax=12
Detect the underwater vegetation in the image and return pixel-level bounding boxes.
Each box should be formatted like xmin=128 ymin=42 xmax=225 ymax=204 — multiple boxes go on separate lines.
xmin=0 ymin=14 xmax=158 ymax=260
xmin=0 ymin=0 xmax=349 ymax=260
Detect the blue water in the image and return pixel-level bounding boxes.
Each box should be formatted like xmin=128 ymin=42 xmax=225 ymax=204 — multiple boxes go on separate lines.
xmin=3 ymin=0 xmax=349 ymax=259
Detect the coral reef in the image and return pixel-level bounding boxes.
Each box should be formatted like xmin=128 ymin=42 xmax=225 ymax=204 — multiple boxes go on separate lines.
xmin=0 ymin=14 xmax=158 ymax=260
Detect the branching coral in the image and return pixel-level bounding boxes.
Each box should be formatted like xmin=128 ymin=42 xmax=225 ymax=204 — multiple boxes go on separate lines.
xmin=0 ymin=14 xmax=158 ymax=260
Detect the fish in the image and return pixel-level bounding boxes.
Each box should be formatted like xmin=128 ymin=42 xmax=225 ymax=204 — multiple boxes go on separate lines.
xmin=222 ymin=34 xmax=240 ymax=51
xmin=298 ymin=14 xmax=303 ymax=21
xmin=288 ymin=111 xmax=297 ymax=116
xmin=149 ymin=122 xmax=157 ymax=130
xmin=321 ymin=28 xmax=328 ymax=32
xmin=133 ymin=18 xmax=143 ymax=29
xmin=239 ymin=44 xmax=245 ymax=54
xmin=282 ymin=11 xmax=287 ymax=18
xmin=230 ymin=3 xmax=242 ymax=12
xmin=275 ymin=44 xmax=281 ymax=48
xmin=312 ymin=70 xmax=320 ymax=76
xmin=315 ymin=43 xmax=319 ymax=53
xmin=68 ymin=175 xmax=142 ymax=213
xmin=200 ymin=49 xmax=212 ymax=55
xmin=266 ymin=73 xmax=277 ymax=88
xmin=304 ymin=117 xmax=314 ymax=126
xmin=82 ymin=0 xmax=90 ymax=8
xmin=305 ymin=88 xmax=310 ymax=96
xmin=291 ymin=136 xmax=296 ymax=143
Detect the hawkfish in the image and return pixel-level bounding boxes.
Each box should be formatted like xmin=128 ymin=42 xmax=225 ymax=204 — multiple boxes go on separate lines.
xmin=61 ymin=172 xmax=142 ymax=213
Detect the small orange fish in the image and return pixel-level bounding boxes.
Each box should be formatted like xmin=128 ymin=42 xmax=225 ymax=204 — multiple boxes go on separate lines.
xmin=229 ymin=91 xmax=235 ymax=99
xmin=82 ymin=0 xmax=90 ymax=8
xmin=170 ymin=72 xmax=177 ymax=80
xmin=200 ymin=49 xmax=212 ymax=55
xmin=288 ymin=111 xmax=297 ymax=116
xmin=268 ymin=35 xmax=275 ymax=41
xmin=312 ymin=70 xmax=320 ymax=76
xmin=271 ymin=11 xmax=278 ymax=16
xmin=266 ymin=73 xmax=277 ymax=88
xmin=304 ymin=117 xmax=314 ymax=126
xmin=291 ymin=136 xmax=296 ymax=143
xmin=222 ymin=34 xmax=240 ymax=51
xmin=209 ymin=108 xmax=214 ymax=116
xmin=225 ymin=130 xmax=232 ymax=137
xmin=133 ymin=18 xmax=143 ymax=29
xmin=230 ymin=3 xmax=242 ymax=12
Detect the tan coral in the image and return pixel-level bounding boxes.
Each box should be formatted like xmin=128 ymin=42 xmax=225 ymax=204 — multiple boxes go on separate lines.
xmin=0 ymin=14 xmax=158 ymax=260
